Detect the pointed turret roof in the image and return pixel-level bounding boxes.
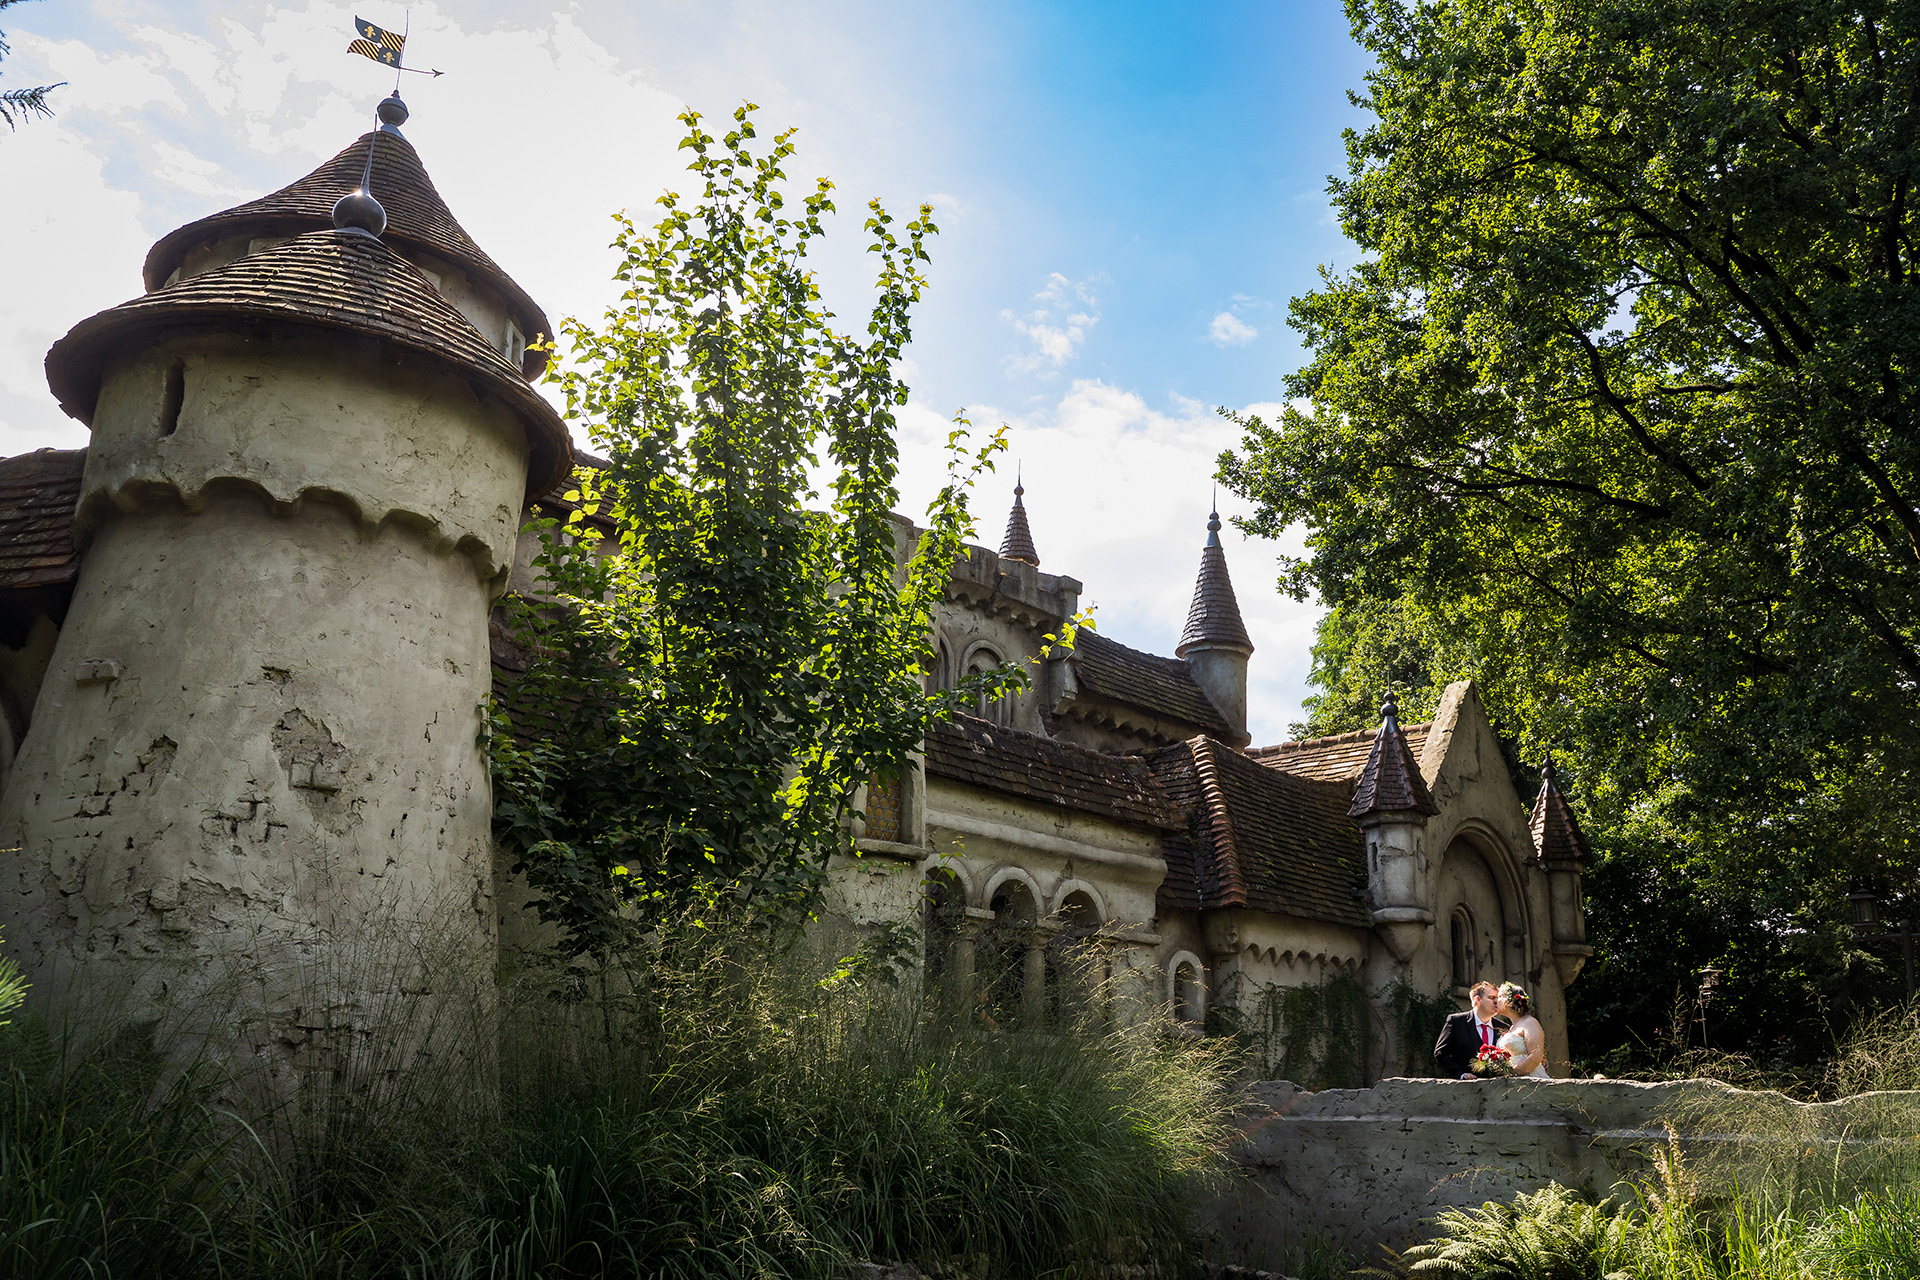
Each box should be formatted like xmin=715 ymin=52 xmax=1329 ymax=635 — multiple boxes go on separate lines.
xmin=1528 ymin=754 xmax=1593 ymax=866
xmin=999 ymin=477 xmax=1040 ymax=566
xmin=142 ymin=120 xmax=552 ymax=378
xmin=1347 ymin=691 xmax=1439 ymax=818
xmin=48 ymin=229 xmax=571 ymax=501
xmin=1176 ymin=509 xmax=1252 ymax=656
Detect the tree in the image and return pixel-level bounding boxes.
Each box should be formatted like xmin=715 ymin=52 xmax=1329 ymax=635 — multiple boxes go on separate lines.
xmin=1 ymin=0 xmax=61 ymax=130
xmin=491 ymin=106 xmax=1023 ymax=966
xmin=1222 ymin=0 xmax=1920 ymax=1060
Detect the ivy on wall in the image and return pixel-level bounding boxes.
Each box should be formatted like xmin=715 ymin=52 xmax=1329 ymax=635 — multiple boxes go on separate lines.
xmin=1209 ymin=973 xmax=1456 ymax=1088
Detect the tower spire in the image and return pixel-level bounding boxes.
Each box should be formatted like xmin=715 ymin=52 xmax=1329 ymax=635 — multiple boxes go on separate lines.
xmin=1348 ymin=690 xmax=1439 ymax=818
xmin=1178 ymin=505 xmax=1250 ymax=655
xmin=1177 ymin=504 xmax=1253 ymax=743
xmin=998 ymin=469 xmax=1040 ymax=567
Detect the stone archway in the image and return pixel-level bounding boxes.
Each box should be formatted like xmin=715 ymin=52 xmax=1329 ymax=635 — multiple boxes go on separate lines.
xmin=982 ymin=876 xmax=1041 ymax=1027
xmin=1436 ymin=839 xmax=1514 ymax=995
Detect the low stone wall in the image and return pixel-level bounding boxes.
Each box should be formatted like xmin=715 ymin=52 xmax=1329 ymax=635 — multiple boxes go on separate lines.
xmin=1202 ymin=1076 xmax=1914 ymax=1270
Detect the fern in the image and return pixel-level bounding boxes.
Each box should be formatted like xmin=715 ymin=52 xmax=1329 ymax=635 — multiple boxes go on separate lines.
xmin=1380 ymin=1184 xmax=1635 ymax=1280
xmin=0 ymin=928 xmax=24 ymax=1026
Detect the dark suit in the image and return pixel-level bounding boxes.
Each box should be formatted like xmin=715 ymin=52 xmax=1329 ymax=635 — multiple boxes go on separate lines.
xmin=1434 ymin=1010 xmax=1510 ymax=1078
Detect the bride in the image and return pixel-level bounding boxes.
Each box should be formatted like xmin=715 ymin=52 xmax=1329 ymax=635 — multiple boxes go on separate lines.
xmin=1495 ymin=982 xmax=1550 ymax=1078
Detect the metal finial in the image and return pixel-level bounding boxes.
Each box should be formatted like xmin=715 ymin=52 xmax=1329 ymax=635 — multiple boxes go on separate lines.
xmin=332 ymin=106 xmax=388 ymax=236
xmin=1014 ymin=463 xmax=1024 ymax=502
xmin=1205 ymin=506 xmax=1222 ymax=548
xmin=332 ymin=186 xmax=386 ymax=235
xmin=1380 ymin=689 xmax=1399 ymax=724
xmin=1541 ymin=752 xmax=1557 ymax=783
xmin=377 ymin=93 xmax=409 ymax=133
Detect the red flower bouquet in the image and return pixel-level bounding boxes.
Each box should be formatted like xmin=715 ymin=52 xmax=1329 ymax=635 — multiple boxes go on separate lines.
xmin=1469 ymin=1044 xmax=1515 ymax=1078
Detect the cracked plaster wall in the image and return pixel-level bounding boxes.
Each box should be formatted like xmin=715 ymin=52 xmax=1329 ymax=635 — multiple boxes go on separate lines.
xmin=0 ymin=328 xmax=523 ymax=1062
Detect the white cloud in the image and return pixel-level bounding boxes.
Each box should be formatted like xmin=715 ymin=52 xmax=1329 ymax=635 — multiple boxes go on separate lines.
xmin=894 ymin=381 xmax=1321 ymax=746
xmin=1208 ymin=310 xmax=1257 ymax=346
xmin=1000 ymin=271 xmax=1100 ymax=374
xmin=0 ymin=4 xmax=1324 ymax=734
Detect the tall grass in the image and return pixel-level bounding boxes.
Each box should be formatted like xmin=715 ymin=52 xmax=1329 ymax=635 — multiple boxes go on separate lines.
xmin=0 ymin=918 xmax=1239 ymax=1278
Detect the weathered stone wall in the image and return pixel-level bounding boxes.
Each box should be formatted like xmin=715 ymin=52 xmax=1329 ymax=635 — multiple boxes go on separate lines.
xmin=1203 ymin=1076 xmax=1916 ymax=1270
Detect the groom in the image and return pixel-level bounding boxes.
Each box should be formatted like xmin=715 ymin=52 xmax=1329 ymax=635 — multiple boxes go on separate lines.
xmin=1433 ymin=981 xmax=1509 ymax=1079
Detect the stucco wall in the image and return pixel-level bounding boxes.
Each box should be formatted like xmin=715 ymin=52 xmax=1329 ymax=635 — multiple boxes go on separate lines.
xmin=0 ymin=324 xmax=526 ymax=1068
xmin=81 ymin=333 xmax=528 ymax=580
xmin=0 ymin=493 xmax=501 ymax=1038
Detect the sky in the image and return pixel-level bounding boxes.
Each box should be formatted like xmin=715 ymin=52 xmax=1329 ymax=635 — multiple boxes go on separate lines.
xmin=0 ymin=0 xmax=1376 ymax=745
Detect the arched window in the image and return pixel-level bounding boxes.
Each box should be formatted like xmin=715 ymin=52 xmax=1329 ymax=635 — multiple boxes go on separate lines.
xmin=1172 ymin=959 xmax=1206 ymax=1026
xmin=965 ymin=646 xmax=1012 ymax=726
xmin=1450 ymin=907 xmax=1477 ymax=990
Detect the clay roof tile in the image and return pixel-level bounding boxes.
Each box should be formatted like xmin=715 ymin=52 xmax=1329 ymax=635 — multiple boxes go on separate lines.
xmin=923 ymin=713 xmax=1183 ymax=830
xmin=1176 ymin=512 xmax=1252 ymax=656
xmin=1529 ymin=755 xmax=1593 ymax=866
xmin=0 ymin=448 xmax=84 ymax=590
xmin=1347 ymin=693 xmax=1440 ymax=818
xmin=142 ymin=130 xmax=552 ymax=379
xmin=46 ymin=229 xmax=572 ymax=502
xmin=998 ymin=482 xmax=1039 ymax=567
xmin=1150 ymin=736 xmax=1369 ymax=927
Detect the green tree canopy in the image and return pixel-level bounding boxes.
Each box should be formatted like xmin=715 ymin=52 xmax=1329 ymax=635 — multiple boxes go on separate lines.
xmin=1224 ymin=0 xmax=1920 ymax=1059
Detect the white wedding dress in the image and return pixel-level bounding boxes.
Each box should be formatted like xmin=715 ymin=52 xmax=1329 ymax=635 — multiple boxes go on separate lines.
xmin=1498 ymin=1027 xmax=1551 ymax=1078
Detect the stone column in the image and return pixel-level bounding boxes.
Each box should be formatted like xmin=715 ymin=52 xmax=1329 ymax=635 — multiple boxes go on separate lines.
xmin=1021 ymin=926 xmax=1050 ymax=1028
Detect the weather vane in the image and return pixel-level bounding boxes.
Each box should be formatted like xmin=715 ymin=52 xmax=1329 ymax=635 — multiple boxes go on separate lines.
xmin=347 ymin=13 xmax=444 ymax=87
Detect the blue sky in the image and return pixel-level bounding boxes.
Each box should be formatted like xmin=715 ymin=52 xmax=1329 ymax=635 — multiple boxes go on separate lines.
xmin=0 ymin=0 xmax=1374 ymax=743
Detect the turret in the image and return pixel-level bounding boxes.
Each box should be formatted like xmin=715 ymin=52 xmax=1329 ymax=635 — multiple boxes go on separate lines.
xmin=1349 ymin=691 xmax=1440 ymax=962
xmin=0 ymin=99 xmax=569 ymax=1063
xmin=998 ymin=475 xmax=1039 ymax=568
xmin=1175 ymin=509 xmax=1252 ymax=744
xmin=1529 ymin=754 xmax=1594 ymax=984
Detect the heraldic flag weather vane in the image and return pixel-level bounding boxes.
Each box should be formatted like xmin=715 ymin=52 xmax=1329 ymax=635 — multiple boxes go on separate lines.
xmin=347 ymin=15 xmax=443 ymax=80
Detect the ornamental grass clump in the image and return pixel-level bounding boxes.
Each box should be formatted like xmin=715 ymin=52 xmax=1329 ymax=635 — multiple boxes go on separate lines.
xmin=0 ymin=914 xmax=1240 ymax=1279
xmin=478 ymin=917 xmax=1240 ymax=1279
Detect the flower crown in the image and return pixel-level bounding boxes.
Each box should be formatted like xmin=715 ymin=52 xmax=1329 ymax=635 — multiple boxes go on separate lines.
xmin=1497 ymin=981 xmax=1530 ymax=1016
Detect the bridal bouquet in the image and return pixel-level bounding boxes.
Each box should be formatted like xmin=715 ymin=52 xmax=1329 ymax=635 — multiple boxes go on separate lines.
xmin=1469 ymin=1044 xmax=1515 ymax=1078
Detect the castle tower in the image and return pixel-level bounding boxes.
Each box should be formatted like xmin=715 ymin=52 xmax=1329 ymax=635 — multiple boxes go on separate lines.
xmin=1175 ymin=509 xmax=1253 ymax=744
xmin=0 ymin=100 xmax=570 ymax=1059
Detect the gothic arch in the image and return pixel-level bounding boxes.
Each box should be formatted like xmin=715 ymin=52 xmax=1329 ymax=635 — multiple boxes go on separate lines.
xmin=1435 ymin=821 xmax=1534 ymax=987
xmin=960 ymin=640 xmax=1013 ymax=725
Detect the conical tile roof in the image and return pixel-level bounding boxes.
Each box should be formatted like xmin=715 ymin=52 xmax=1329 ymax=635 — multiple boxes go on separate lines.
xmin=1528 ymin=755 xmax=1593 ymax=866
xmin=142 ymin=129 xmax=552 ymax=378
xmin=1347 ymin=692 xmax=1439 ymax=818
xmin=48 ymin=229 xmax=571 ymax=501
xmin=1176 ymin=511 xmax=1252 ymax=656
xmin=999 ymin=480 xmax=1039 ymax=566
